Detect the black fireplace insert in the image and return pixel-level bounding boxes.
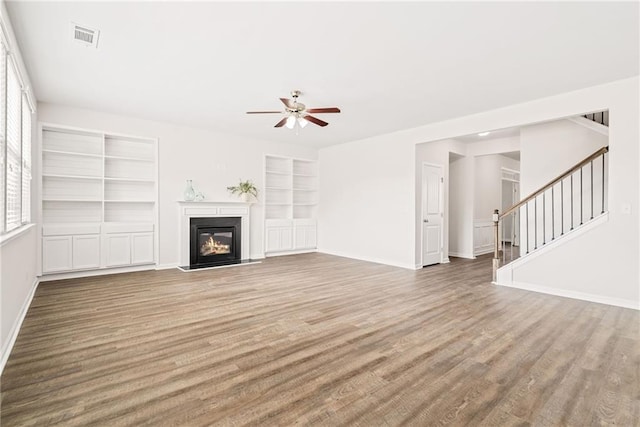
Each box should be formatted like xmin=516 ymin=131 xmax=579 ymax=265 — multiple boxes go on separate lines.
xmin=190 ymin=217 xmax=241 ymax=267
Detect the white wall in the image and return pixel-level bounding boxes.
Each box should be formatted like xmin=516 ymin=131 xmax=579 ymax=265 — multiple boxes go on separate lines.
xmin=472 ymin=154 xmax=520 ymax=256
xmin=319 ymin=76 xmax=638 ymax=308
xmin=317 ymin=134 xmax=416 ymax=269
xmin=37 ymin=103 xmax=318 ymax=266
xmin=0 ymin=1 xmax=39 ymax=371
xmin=520 ymin=119 xmax=607 ymax=195
xmin=473 ymin=154 xmax=520 ymax=222
xmin=448 ymin=155 xmax=474 ymax=258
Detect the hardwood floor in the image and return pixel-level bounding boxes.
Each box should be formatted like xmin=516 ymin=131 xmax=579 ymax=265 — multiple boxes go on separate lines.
xmin=1 ymin=253 xmax=638 ymax=426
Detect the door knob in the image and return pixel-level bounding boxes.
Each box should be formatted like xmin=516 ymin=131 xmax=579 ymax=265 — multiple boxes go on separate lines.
xmin=424 ymin=219 xmax=429 ymax=223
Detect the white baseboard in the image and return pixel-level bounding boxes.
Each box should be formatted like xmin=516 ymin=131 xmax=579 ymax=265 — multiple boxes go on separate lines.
xmin=496 ymin=280 xmax=639 ymax=310
xmin=266 ymin=249 xmax=317 ymax=257
xmin=1 ymin=278 xmax=39 ymax=375
xmin=448 ymin=251 xmax=475 ymax=259
xmin=474 ymin=247 xmax=493 ymax=256
xmin=39 ymin=264 xmax=156 ymax=282
xmin=156 ymin=263 xmax=179 ymax=270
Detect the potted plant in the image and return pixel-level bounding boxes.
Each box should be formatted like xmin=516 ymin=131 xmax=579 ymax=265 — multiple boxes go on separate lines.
xmin=227 ymin=179 xmax=258 ymax=202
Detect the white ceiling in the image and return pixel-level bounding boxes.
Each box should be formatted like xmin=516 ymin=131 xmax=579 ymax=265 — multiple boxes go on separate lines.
xmin=6 ymin=1 xmax=639 ymax=148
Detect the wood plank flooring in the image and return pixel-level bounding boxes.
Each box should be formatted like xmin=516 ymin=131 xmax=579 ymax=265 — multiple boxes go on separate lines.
xmin=1 ymin=253 xmax=638 ymax=426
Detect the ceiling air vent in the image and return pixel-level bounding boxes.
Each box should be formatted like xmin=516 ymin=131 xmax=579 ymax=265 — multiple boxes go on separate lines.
xmin=71 ymin=23 xmax=99 ymax=48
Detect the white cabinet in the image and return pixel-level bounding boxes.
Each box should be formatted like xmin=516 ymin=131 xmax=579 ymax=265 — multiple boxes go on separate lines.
xmin=266 ymin=220 xmax=294 ymax=253
xmin=42 ymin=234 xmax=101 ymax=273
xmin=40 ymin=124 xmax=158 ymax=275
xmin=294 ymin=220 xmax=317 ymax=250
xmin=105 ymin=234 xmax=131 ymax=267
xmin=265 ymin=155 xmax=318 ymax=255
xmin=131 ymin=232 xmax=154 ymax=265
xmin=104 ymin=224 xmax=155 ymax=268
xmin=72 ymin=235 xmax=100 ymax=269
xmin=42 ymin=236 xmax=73 ymax=273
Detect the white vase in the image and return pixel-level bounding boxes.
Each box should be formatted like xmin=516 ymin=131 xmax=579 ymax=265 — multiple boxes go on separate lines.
xmin=241 ymin=193 xmax=250 ymax=202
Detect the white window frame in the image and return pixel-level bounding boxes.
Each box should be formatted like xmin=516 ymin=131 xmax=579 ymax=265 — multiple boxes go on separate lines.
xmin=0 ymin=26 xmax=35 ymax=243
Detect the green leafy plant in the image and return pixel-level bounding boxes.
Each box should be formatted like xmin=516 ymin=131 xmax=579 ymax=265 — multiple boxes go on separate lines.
xmin=227 ymin=179 xmax=258 ymax=199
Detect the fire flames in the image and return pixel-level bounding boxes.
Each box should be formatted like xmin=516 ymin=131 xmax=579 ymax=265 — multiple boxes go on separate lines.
xmin=200 ymin=236 xmax=230 ymax=256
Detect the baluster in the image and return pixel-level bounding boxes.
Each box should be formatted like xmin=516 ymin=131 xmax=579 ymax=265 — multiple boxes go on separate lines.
xmin=590 ymin=160 xmax=594 ymax=219
xmin=526 ymin=202 xmax=529 ymax=254
xmin=542 ymin=192 xmax=546 ymax=245
xmin=551 ymin=186 xmax=555 ymax=240
xmin=561 ymin=179 xmax=564 ymax=235
xmin=534 ymin=196 xmax=538 ymax=250
xmin=602 ymin=153 xmax=605 ymax=214
xmin=571 ymin=174 xmax=574 ymax=230
xmin=580 ymin=167 xmax=583 ymax=225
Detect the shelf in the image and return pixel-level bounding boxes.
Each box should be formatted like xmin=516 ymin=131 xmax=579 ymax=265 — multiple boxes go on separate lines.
xmin=104 ymin=200 xmax=155 ymax=204
xmin=293 ymin=203 xmax=318 ymax=206
xmin=104 ymin=155 xmax=154 ymax=163
xmin=292 ymin=173 xmax=317 ymax=177
xmin=43 ymin=198 xmax=102 ymax=202
xmin=104 ymin=177 xmax=155 ymax=183
xmin=293 ymin=188 xmax=317 ymax=192
xmin=43 ymin=173 xmax=102 ymax=181
xmin=265 ymin=170 xmax=290 ymax=176
xmin=265 ymin=186 xmax=292 ymax=191
xmin=266 ymin=203 xmax=291 ymax=206
xmin=43 ymin=149 xmax=103 ymax=159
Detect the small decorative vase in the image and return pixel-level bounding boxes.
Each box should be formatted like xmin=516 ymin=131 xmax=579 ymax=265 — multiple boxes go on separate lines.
xmin=241 ymin=193 xmax=250 ymax=202
xmin=184 ymin=180 xmax=196 ymax=201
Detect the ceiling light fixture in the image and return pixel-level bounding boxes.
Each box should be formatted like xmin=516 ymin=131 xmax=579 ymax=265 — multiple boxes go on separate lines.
xmin=478 ymin=131 xmax=490 ymax=136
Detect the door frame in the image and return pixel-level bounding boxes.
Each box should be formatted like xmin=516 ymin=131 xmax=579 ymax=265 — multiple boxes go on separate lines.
xmin=421 ymin=162 xmax=445 ymax=266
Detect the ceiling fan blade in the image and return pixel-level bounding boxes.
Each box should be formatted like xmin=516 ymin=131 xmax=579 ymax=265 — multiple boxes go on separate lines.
xmin=274 ymin=117 xmax=288 ymax=128
xmin=246 ymin=111 xmax=283 ymax=114
xmin=280 ymin=98 xmax=294 ymax=109
xmin=305 ymin=107 xmax=341 ymax=114
xmin=303 ymin=115 xmax=329 ymax=127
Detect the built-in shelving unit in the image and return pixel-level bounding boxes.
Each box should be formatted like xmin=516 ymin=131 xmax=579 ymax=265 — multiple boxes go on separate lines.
xmin=264 ymin=155 xmax=318 ymax=255
xmin=40 ymin=124 xmax=158 ymax=276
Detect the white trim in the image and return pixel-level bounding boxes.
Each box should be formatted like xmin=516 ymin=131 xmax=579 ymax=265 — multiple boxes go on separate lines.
xmin=266 ymin=249 xmax=316 ymax=257
xmin=496 ymin=280 xmax=639 ymax=310
xmin=0 ymin=278 xmax=38 ymax=374
xmin=0 ymin=223 xmax=35 ymax=247
xmin=155 ymin=263 xmax=179 ymax=270
xmin=420 ymin=162 xmax=445 ymax=267
xmin=566 ymin=116 xmax=609 ymax=136
xmin=39 ymin=263 xmax=155 ymax=282
xmin=448 ymin=251 xmax=475 ymax=259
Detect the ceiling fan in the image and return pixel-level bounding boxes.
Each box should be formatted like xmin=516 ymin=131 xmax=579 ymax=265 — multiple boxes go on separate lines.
xmin=246 ymin=90 xmax=340 ymax=129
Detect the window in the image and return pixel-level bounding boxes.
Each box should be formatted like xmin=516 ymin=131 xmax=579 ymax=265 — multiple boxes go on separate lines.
xmin=0 ymin=37 xmax=34 ymax=234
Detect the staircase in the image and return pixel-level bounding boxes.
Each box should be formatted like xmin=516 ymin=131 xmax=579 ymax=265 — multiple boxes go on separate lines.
xmin=583 ymin=111 xmax=609 ymax=127
xmin=491 ymin=145 xmax=609 ymax=280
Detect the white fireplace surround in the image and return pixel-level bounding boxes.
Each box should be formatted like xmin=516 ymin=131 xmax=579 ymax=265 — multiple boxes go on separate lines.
xmin=178 ymin=201 xmax=251 ymax=267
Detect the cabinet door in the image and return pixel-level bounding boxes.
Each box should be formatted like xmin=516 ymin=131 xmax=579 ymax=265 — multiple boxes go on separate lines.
xmin=131 ymin=232 xmax=154 ymax=265
xmin=294 ymin=224 xmax=317 ymax=250
xmin=43 ymin=236 xmax=73 ymax=273
xmin=105 ymin=234 xmax=131 ymax=267
xmin=73 ymin=235 xmax=100 ymax=270
xmin=266 ymin=227 xmax=293 ymax=252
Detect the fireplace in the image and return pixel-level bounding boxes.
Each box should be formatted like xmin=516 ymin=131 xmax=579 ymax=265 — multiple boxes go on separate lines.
xmin=190 ymin=217 xmax=241 ymax=268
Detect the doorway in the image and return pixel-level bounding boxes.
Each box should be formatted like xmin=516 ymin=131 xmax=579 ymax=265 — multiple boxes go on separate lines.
xmin=422 ymin=163 xmax=444 ymax=266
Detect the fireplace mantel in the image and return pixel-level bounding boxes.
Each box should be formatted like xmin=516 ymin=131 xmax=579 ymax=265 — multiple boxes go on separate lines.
xmin=178 ymin=201 xmax=251 ymax=267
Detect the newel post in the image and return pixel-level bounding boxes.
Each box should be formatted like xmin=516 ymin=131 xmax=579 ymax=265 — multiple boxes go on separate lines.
xmin=492 ymin=209 xmax=500 ymax=281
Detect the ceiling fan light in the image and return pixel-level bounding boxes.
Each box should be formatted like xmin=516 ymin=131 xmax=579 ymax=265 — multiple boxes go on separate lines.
xmin=285 ymin=116 xmax=296 ymax=129
xmin=298 ymin=117 xmax=308 ymax=128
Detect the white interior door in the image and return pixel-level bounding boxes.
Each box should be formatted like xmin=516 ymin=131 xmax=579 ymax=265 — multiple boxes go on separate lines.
xmin=422 ymin=163 xmax=444 ymax=266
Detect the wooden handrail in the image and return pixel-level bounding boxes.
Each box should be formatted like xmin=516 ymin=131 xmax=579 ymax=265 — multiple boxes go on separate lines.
xmin=500 ymin=146 xmax=609 ymax=219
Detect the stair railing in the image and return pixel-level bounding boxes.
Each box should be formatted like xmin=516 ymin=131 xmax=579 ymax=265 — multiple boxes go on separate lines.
xmin=492 ymin=146 xmax=609 ymax=280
